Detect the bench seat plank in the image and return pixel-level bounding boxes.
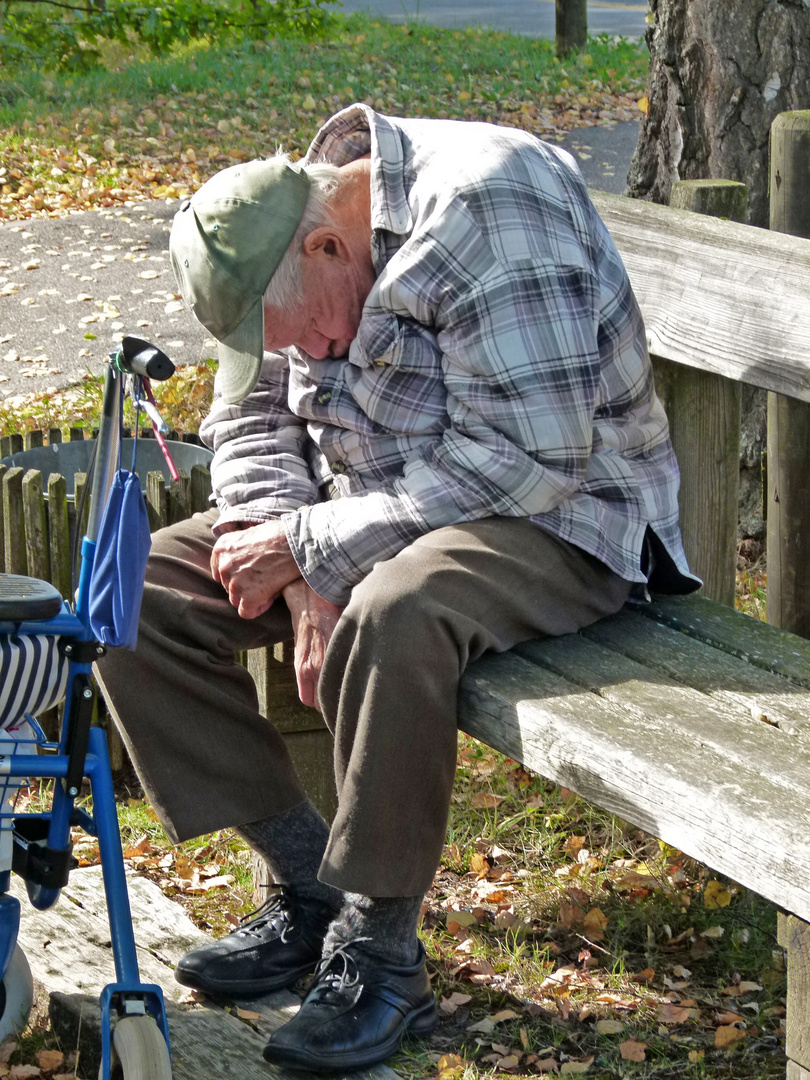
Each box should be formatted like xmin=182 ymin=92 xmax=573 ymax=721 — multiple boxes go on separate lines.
xmin=458 ymin=600 xmax=810 ymax=921
xmin=637 ymin=595 xmax=810 ymax=687
xmin=513 ymin=633 xmax=810 ymax=791
xmin=582 ymin=612 xmax=810 ymax=737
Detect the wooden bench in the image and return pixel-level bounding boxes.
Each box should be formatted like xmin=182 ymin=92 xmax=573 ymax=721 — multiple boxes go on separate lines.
xmin=252 ymin=182 xmax=810 ymax=1076
xmin=455 ymin=190 xmax=810 ymax=1077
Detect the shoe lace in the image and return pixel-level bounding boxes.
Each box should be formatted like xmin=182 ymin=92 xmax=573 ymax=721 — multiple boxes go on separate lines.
xmin=236 ymin=885 xmax=294 ymax=942
xmin=312 ymin=937 xmax=371 ymax=1001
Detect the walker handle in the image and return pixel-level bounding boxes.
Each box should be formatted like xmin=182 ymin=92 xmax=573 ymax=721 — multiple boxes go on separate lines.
xmin=117 ymin=337 xmax=175 ymax=381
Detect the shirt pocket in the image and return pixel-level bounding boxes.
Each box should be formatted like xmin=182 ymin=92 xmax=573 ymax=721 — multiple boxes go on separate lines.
xmin=352 ymin=311 xmax=444 ymax=379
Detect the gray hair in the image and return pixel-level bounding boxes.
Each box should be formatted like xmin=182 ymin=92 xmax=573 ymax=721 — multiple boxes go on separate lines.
xmin=263 ymin=154 xmax=343 ymax=313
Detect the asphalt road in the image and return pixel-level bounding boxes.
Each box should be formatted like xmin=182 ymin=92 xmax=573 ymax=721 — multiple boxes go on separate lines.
xmin=335 ymin=0 xmax=650 ymax=39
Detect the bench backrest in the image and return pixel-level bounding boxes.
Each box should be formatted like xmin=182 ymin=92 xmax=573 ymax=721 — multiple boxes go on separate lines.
xmin=591 ymin=191 xmax=810 ymax=402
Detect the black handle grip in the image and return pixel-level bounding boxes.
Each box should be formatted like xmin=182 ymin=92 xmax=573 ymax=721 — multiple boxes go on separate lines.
xmin=119 ymin=336 xmax=175 ymax=381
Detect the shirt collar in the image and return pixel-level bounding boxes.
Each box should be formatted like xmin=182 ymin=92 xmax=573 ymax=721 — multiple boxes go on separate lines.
xmin=304 ymin=104 xmax=413 ymax=240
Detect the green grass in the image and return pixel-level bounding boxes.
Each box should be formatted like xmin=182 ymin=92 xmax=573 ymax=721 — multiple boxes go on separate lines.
xmin=0 ymin=13 xmax=647 ymax=217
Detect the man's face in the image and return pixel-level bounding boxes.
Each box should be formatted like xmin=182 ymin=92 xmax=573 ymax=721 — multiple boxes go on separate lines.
xmin=264 ymin=245 xmax=375 ymax=361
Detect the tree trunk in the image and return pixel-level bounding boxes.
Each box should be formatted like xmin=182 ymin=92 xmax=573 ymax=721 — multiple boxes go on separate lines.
xmin=628 ymin=0 xmax=810 ymax=228
xmin=555 ymin=0 xmax=587 ymax=56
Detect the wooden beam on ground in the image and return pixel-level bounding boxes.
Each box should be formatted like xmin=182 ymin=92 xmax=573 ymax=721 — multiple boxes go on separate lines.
xmin=12 ymin=868 xmax=400 ymax=1080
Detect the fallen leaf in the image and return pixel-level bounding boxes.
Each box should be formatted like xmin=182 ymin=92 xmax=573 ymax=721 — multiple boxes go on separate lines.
xmin=657 ymin=1003 xmax=692 ymax=1024
xmin=235 ymin=1007 xmax=260 ymax=1020
xmin=704 ymin=880 xmax=732 ymax=909
xmin=492 ymin=1008 xmax=519 ymax=1023
xmin=467 ymin=1016 xmax=496 ymax=1034
xmin=437 ymin=1052 xmax=464 ymax=1078
xmin=595 ymin=1019 xmax=624 ymax=1034
xmin=471 ymin=792 xmax=505 ymax=809
xmin=439 ymin=992 xmax=472 ymax=1015
xmin=619 ymin=1039 xmax=646 ymax=1061
xmin=535 ymin=1058 xmax=559 ymax=1073
xmin=582 ymin=907 xmax=608 ymax=940
xmin=630 ymin=967 xmax=655 ymax=984
xmin=715 ymin=1023 xmax=746 ymax=1048
xmin=560 ymin=1057 xmax=594 ymax=1075
xmin=700 ymin=925 xmax=725 ymax=939
xmin=36 ymin=1049 xmax=64 ymax=1070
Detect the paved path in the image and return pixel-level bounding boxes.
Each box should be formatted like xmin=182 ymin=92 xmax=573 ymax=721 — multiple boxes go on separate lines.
xmin=336 ymin=0 xmax=650 ymax=39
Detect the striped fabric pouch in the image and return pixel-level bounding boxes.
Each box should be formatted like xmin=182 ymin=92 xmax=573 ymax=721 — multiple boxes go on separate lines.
xmin=0 ymin=634 xmax=69 ymax=732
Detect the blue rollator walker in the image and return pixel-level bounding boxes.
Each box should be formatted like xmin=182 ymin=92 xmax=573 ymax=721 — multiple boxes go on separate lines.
xmin=0 ymin=337 xmax=177 ymax=1079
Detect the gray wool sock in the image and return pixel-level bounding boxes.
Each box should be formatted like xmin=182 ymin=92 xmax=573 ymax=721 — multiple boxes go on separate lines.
xmin=323 ymin=892 xmax=424 ymax=967
xmin=237 ymin=800 xmax=343 ymax=912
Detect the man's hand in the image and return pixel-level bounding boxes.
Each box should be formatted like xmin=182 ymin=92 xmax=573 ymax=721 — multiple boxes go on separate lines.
xmin=211 ymin=520 xmax=301 ymax=619
xmin=282 ymin=578 xmax=344 ymax=711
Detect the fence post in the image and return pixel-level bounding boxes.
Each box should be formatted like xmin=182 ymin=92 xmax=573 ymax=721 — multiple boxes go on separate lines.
xmin=659 ymin=179 xmax=747 ymax=607
xmin=767 ymin=111 xmax=810 ymax=638
xmin=3 ymin=468 xmax=27 ymax=576
xmin=48 ymin=474 xmax=72 ymax=600
xmin=22 ymin=471 xmax=49 ymax=582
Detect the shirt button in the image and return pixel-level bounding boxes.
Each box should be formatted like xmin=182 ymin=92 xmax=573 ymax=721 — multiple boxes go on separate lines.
xmin=331 ymin=461 xmax=347 ymax=475
xmin=317 ymin=390 xmax=332 ymax=404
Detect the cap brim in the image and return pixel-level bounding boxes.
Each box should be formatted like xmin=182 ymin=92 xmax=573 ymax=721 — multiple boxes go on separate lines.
xmin=215 ymin=295 xmax=264 ymax=404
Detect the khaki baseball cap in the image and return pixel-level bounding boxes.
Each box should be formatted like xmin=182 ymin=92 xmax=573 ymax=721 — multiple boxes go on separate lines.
xmin=170 ymin=158 xmax=311 ymax=403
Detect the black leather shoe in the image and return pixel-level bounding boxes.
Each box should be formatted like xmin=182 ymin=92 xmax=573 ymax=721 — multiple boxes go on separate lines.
xmin=262 ymin=940 xmax=438 ymax=1071
xmin=175 ymin=886 xmax=337 ymax=996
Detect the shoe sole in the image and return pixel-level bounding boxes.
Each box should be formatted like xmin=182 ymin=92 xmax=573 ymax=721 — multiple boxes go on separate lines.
xmin=174 ymin=957 xmax=318 ymax=998
xmin=262 ymin=998 xmax=439 ymax=1071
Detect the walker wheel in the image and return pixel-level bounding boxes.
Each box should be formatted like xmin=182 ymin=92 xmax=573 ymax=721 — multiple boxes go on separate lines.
xmin=101 ymin=1015 xmax=172 ymax=1080
xmin=0 ymin=945 xmax=33 ymax=1040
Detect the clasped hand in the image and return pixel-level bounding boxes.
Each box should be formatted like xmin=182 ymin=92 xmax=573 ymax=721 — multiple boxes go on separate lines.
xmin=211 ymin=520 xmax=300 ymax=619
xmin=211 ymin=521 xmax=344 ymax=710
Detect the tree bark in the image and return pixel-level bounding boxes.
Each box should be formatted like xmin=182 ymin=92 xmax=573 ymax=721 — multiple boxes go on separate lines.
xmin=555 ymin=0 xmax=587 ymax=56
xmin=628 ymin=0 xmax=810 ymax=228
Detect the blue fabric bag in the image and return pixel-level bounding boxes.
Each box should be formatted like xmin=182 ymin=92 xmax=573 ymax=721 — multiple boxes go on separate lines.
xmin=88 ymin=470 xmax=151 ymax=649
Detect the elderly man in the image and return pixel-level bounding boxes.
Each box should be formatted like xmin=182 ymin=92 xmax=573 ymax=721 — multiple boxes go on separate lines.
xmin=97 ymin=104 xmax=697 ymax=1071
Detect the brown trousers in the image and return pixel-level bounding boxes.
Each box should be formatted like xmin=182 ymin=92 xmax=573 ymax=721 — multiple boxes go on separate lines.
xmin=95 ymin=510 xmax=631 ymax=896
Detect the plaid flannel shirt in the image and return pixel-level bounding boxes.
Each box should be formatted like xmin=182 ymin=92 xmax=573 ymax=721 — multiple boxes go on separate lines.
xmin=200 ymin=105 xmax=697 ymax=605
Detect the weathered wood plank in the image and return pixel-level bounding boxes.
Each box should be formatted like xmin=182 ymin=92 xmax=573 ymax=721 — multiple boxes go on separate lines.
xmin=47 ymin=473 xmax=71 ymax=601
xmin=14 ymin=868 xmax=399 ymax=1080
xmin=779 ymin=914 xmax=810 ymax=1073
xmin=3 ymin=467 xmax=27 ymax=575
xmin=190 ymin=463 xmax=212 ymax=515
xmin=652 ymin=359 xmax=739 ymax=607
xmin=146 ymin=471 xmax=167 ymax=532
xmin=457 ymin=648 xmax=810 ymax=921
xmin=513 ymin=632 xmax=810 ymax=794
xmin=22 ymin=470 xmax=49 ymax=582
xmin=636 ymin=594 xmax=810 ymax=686
xmin=582 ymin=611 xmax=810 ymax=737
xmin=590 ymin=191 xmax=810 ymax=401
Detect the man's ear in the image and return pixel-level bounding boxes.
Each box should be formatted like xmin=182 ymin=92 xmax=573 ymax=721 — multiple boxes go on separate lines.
xmin=302 ymin=227 xmax=345 ymax=261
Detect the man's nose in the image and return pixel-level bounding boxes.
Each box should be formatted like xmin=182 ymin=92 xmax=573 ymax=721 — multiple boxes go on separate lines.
xmin=298 ymin=330 xmax=330 ymax=359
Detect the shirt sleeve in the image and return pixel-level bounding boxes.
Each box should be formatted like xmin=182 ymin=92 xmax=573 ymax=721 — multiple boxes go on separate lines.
xmin=284 ymin=254 xmax=603 ymax=604
xmin=200 ymin=350 xmax=319 ymax=534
